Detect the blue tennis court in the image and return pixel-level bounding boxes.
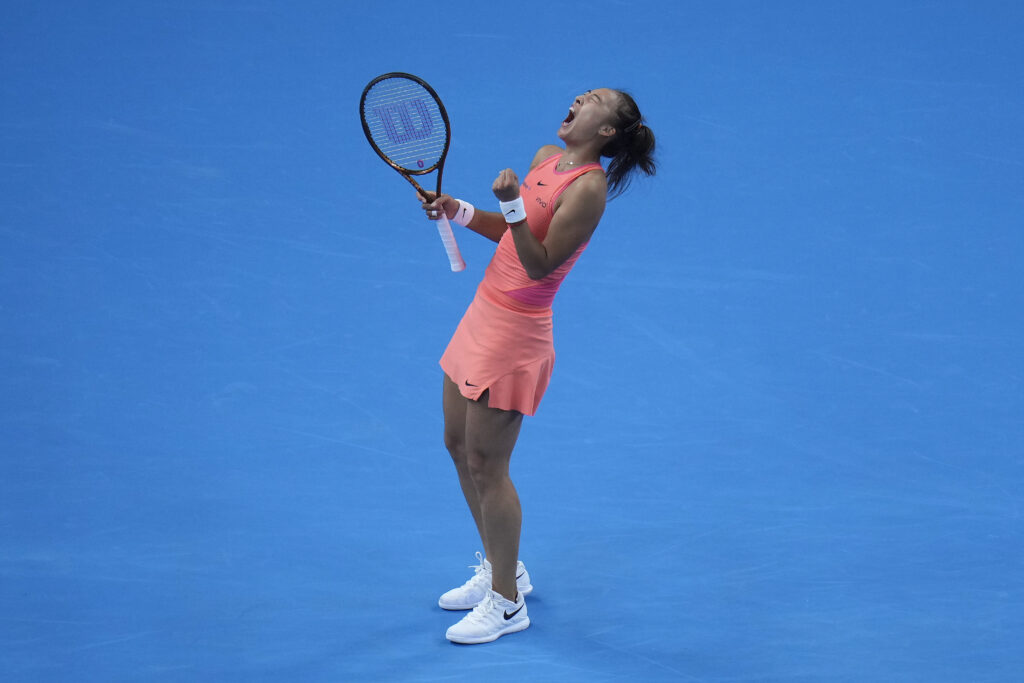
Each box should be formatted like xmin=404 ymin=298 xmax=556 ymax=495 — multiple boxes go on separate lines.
xmin=2 ymin=1 xmax=1022 ymax=680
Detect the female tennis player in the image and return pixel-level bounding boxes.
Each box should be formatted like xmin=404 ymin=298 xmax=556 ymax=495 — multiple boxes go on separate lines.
xmin=420 ymin=88 xmax=656 ymax=644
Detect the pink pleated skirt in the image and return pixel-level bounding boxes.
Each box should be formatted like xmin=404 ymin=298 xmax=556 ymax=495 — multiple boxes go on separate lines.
xmin=440 ymin=281 xmax=554 ymax=416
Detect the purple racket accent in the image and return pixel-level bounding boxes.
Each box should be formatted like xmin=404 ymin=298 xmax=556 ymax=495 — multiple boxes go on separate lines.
xmin=360 ymin=76 xmax=449 ymax=174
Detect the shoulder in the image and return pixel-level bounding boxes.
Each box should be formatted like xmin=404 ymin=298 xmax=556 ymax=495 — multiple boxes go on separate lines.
xmin=553 ymin=168 xmax=608 ymax=217
xmin=529 ymin=144 xmax=563 ymax=170
xmin=563 ymin=168 xmax=608 ymax=202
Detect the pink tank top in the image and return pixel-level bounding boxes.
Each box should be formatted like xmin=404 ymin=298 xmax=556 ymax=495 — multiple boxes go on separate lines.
xmin=479 ymin=153 xmax=603 ymax=312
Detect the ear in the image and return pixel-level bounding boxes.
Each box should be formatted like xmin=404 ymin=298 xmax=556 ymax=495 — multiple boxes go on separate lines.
xmin=598 ymin=124 xmax=617 ymax=138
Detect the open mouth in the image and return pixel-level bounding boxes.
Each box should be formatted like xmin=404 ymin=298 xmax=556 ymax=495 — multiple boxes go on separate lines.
xmin=562 ymin=108 xmax=576 ymax=125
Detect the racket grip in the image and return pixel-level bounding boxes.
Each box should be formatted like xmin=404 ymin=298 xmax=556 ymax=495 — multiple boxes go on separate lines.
xmin=435 ymin=214 xmax=466 ymax=272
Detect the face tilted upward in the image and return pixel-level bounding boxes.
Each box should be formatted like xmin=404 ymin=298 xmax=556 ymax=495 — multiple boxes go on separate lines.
xmin=558 ymin=88 xmax=620 ymax=143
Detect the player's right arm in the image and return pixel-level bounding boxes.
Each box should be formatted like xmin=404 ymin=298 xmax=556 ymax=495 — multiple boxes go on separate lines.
xmin=419 ymin=145 xmax=564 ymax=243
xmin=419 ymin=192 xmax=508 ymax=243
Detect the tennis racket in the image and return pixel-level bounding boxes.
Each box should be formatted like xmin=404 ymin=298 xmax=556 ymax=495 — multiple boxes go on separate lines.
xmin=360 ymin=72 xmax=466 ymax=272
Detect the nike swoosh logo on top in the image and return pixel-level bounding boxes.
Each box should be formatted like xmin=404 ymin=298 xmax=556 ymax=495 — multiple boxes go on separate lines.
xmin=504 ymin=605 xmax=524 ymax=620
xmin=465 ymin=380 xmax=478 ymax=387
xmin=537 ymin=180 xmax=547 ymax=186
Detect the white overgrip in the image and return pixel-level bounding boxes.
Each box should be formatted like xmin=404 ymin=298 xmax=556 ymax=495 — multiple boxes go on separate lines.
xmin=435 ymin=214 xmax=466 ymax=272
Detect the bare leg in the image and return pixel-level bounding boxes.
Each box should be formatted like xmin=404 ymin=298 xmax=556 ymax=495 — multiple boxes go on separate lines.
xmin=442 ymin=375 xmax=488 ymax=556
xmin=463 ymin=390 xmax=524 ymax=601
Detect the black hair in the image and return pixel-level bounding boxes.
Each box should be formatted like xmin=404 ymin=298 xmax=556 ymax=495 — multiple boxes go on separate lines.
xmin=600 ymin=90 xmax=656 ymax=199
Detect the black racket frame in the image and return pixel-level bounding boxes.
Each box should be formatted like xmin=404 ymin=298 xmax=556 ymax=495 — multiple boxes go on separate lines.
xmin=359 ymin=71 xmax=452 ymax=199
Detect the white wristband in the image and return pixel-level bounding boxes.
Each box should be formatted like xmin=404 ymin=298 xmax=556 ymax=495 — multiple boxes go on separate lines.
xmin=498 ymin=196 xmax=528 ymax=224
xmin=452 ymin=199 xmax=475 ymax=227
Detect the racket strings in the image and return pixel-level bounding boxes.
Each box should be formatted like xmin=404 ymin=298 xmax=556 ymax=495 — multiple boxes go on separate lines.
xmin=362 ymin=79 xmax=448 ymax=172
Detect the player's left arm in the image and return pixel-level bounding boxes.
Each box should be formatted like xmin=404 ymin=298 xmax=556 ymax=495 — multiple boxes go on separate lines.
xmin=420 ymin=147 xmax=565 ymax=244
xmin=493 ymin=168 xmax=606 ymax=280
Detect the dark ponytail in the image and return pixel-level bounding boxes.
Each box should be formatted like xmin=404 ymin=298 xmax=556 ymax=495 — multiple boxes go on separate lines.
xmin=601 ymin=90 xmax=656 ymax=199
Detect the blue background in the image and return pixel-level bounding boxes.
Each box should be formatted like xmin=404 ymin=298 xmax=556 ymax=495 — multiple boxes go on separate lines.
xmin=2 ymin=1 xmax=1022 ymax=680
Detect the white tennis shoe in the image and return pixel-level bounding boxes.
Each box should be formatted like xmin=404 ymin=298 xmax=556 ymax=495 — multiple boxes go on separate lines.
xmin=445 ymin=589 xmax=529 ymax=644
xmin=438 ymin=552 xmax=533 ymax=610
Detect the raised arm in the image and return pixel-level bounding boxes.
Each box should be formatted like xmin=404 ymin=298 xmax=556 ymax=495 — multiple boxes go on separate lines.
xmin=419 ymin=191 xmax=509 ymax=243
xmin=418 ymin=145 xmax=566 ymax=244
xmin=492 ymin=168 xmax=606 ymax=280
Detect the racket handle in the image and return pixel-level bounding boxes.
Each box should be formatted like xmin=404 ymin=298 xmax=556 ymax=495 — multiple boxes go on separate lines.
xmin=435 ymin=214 xmax=466 ymax=272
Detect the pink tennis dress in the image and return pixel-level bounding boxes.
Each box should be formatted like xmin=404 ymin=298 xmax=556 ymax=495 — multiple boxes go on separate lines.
xmin=440 ymin=153 xmax=602 ymax=415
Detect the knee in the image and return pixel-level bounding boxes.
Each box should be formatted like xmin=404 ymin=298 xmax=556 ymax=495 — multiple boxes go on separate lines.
xmin=465 ymin=449 xmax=505 ymax=491
xmin=444 ymin=427 xmax=466 ymax=465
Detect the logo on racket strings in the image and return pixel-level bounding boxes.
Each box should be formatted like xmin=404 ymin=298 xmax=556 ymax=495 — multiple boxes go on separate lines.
xmin=373 ymin=99 xmax=435 ymax=145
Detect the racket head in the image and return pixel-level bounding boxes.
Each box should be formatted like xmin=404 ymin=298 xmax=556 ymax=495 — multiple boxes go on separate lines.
xmin=360 ymin=72 xmax=451 ymax=179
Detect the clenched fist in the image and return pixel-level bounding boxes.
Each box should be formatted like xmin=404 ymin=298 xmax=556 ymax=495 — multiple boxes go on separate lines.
xmin=492 ymin=169 xmax=520 ymax=202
